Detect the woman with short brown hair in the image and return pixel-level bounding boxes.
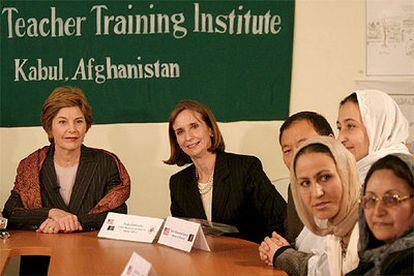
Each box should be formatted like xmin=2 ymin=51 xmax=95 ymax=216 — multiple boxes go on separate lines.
xmin=41 ymin=86 xmax=93 ymax=142
xmin=3 ymin=86 xmax=130 ymax=234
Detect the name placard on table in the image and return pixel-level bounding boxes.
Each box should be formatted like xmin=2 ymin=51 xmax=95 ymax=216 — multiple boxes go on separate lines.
xmin=98 ymin=212 xmax=164 ymax=243
xmin=158 ymin=216 xmax=210 ymax=252
xmin=121 ymin=252 xmax=156 ymax=276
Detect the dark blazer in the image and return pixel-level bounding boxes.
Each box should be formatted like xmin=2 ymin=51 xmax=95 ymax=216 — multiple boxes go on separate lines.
xmin=3 ymin=145 xmax=127 ymax=231
xmin=347 ymin=247 xmax=414 ymax=275
xmin=284 ymin=184 xmax=304 ymax=244
xmin=170 ymin=151 xmax=286 ymax=243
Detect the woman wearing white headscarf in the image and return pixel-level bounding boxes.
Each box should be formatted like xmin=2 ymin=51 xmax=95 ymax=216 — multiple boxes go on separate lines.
xmin=337 ymin=89 xmax=409 ymax=181
xmin=260 ymin=90 xmax=408 ymax=275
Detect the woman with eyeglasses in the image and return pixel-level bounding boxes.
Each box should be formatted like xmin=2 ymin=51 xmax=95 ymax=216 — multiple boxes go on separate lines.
xmin=336 ymin=90 xmax=410 ymax=182
xmin=348 ymin=154 xmax=414 ymax=275
xmin=260 ymin=91 xmax=410 ymax=274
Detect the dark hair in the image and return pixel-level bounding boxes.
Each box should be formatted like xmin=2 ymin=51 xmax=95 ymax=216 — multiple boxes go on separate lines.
xmin=293 ymin=143 xmax=335 ymax=175
xmin=364 ymin=154 xmax=414 ymax=193
xmin=41 ymin=86 xmax=93 ymax=143
xmin=164 ymin=99 xmax=225 ymax=166
xmin=340 ymin=92 xmax=358 ymax=107
xmin=363 ymin=154 xmax=413 ymax=249
xmin=279 ymin=111 xmax=334 ymax=143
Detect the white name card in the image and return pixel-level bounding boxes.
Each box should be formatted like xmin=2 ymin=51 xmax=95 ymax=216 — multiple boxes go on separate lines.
xmin=157 ymin=216 xmax=210 ymax=252
xmin=121 ymin=252 xmax=156 ymax=276
xmin=98 ymin=212 xmax=163 ymax=243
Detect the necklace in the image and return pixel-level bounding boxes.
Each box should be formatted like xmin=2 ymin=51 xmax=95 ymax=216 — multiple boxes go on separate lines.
xmin=197 ymin=170 xmax=214 ymax=195
xmin=340 ymin=238 xmax=348 ymax=257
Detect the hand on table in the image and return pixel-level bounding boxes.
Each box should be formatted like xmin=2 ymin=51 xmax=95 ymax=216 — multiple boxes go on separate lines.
xmin=258 ymin=231 xmax=290 ymax=266
xmin=37 ymin=218 xmax=61 ymax=234
xmin=47 ymin=208 xmax=83 ymax=233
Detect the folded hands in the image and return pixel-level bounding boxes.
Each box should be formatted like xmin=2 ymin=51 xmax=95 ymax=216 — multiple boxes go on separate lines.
xmin=258 ymin=231 xmax=290 ymax=266
xmin=36 ymin=208 xmax=83 ymax=234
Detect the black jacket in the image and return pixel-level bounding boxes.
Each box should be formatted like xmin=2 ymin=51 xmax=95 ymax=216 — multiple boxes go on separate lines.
xmin=169 ymin=151 xmax=286 ymax=243
xmin=347 ymin=246 xmax=414 ymax=275
xmin=3 ymin=145 xmax=127 ymax=231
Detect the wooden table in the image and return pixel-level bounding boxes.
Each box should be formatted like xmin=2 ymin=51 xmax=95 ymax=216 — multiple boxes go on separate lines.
xmin=0 ymin=231 xmax=285 ymax=275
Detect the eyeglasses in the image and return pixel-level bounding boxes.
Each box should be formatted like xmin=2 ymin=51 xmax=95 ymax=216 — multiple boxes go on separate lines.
xmin=360 ymin=193 xmax=414 ymax=209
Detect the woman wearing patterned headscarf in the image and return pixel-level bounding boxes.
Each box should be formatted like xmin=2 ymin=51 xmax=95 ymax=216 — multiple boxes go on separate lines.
xmin=348 ymin=153 xmax=414 ymax=275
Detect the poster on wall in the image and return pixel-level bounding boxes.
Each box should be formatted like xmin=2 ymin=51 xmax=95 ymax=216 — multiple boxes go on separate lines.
xmin=366 ymin=0 xmax=414 ymax=75
xmin=0 ymin=0 xmax=295 ymax=127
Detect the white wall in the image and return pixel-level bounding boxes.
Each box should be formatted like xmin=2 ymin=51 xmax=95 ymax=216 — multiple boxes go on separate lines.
xmin=1 ymin=0 xmax=367 ymax=218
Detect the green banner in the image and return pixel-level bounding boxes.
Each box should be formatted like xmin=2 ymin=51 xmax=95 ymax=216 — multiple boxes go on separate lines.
xmin=1 ymin=0 xmax=294 ymax=127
